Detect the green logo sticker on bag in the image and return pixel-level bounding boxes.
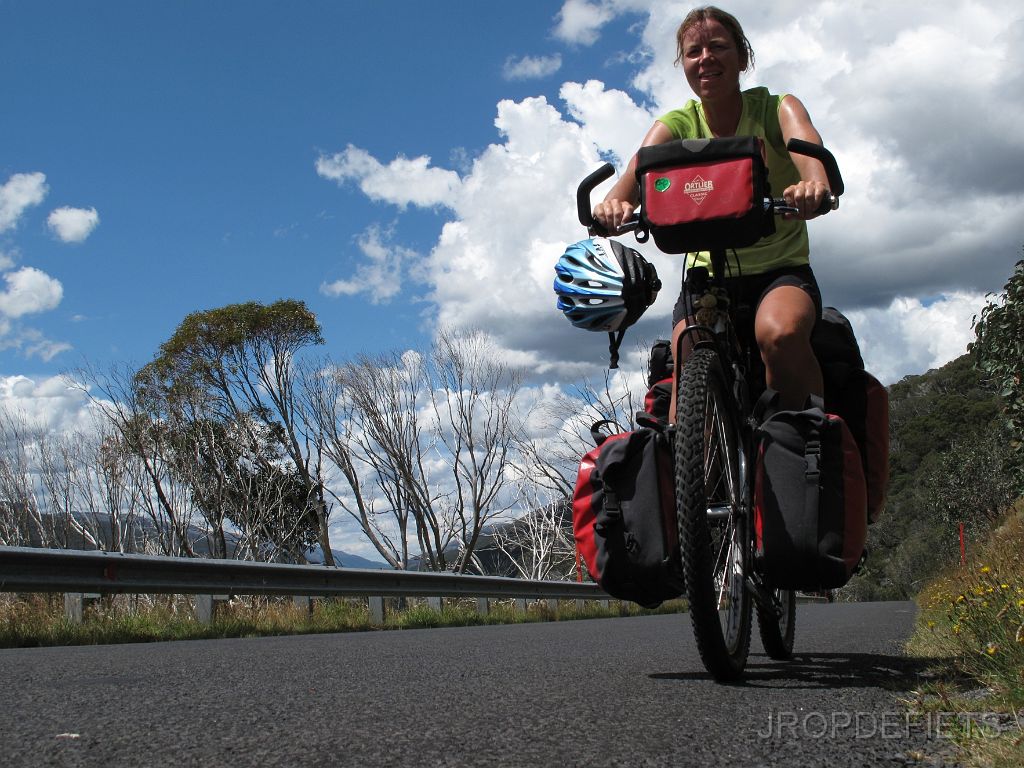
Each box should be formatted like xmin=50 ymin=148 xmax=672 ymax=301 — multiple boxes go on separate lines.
xmin=654 ymin=177 xmax=671 ymax=192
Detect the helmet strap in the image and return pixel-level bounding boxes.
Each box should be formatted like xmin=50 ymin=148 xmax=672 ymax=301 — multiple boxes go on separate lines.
xmin=608 ymin=330 xmax=626 ymax=369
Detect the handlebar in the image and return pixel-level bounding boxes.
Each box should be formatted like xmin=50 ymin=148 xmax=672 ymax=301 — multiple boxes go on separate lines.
xmin=576 ymin=163 xmax=616 ymax=234
xmin=576 ymin=138 xmax=845 ymax=236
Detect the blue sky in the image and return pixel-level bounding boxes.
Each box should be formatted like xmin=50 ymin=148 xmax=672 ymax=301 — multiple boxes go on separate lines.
xmin=1 ymin=1 xmax=644 ymax=374
xmin=3 ymin=0 xmax=1024 ymax=417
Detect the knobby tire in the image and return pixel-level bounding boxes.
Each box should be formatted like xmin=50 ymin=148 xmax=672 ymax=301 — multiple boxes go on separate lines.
xmin=674 ymin=348 xmax=751 ymax=681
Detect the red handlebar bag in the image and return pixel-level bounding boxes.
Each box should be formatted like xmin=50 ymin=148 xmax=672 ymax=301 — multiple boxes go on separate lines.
xmin=635 ymin=136 xmax=774 ymax=254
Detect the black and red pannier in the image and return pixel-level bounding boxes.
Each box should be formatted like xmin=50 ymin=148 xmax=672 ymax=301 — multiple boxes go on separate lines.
xmin=634 ymin=136 xmax=774 ymax=254
xmin=572 ymin=423 xmax=683 ymax=607
xmin=753 ymin=392 xmax=868 ymax=591
xmin=571 ymin=342 xmax=683 ymax=607
xmin=811 ymin=307 xmax=890 ymax=523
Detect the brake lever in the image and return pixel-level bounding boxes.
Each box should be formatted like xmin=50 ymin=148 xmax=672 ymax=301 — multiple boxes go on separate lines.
xmin=771 ymin=193 xmax=838 ymax=217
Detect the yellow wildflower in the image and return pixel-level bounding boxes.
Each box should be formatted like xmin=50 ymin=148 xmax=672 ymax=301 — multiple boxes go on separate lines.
xmin=980 ymin=565 xmax=991 ymax=574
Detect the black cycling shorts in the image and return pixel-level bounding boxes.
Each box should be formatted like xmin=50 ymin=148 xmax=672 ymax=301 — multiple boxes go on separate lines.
xmin=671 ymin=264 xmax=823 ymax=345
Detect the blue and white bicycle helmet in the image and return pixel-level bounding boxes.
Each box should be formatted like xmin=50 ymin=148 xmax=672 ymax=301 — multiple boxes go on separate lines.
xmin=553 ymin=238 xmax=661 ymax=367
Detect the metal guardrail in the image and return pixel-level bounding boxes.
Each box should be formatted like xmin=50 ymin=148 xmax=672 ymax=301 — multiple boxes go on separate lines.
xmin=0 ymin=546 xmax=606 ymax=602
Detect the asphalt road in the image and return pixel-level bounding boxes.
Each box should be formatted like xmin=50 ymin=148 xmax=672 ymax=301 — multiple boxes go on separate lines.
xmin=0 ymin=601 xmax=963 ymax=767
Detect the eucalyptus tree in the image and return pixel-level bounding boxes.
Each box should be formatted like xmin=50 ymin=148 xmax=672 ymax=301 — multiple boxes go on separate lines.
xmin=134 ymin=299 xmax=332 ymax=563
xmin=971 ymin=255 xmax=1024 ymax=491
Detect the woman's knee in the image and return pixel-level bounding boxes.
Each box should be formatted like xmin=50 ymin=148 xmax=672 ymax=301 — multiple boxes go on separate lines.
xmin=755 ymin=287 xmax=816 ymax=362
xmin=757 ymin=320 xmax=812 ymax=364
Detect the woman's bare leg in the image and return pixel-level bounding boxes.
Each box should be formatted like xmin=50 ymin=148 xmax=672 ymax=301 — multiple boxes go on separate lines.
xmin=755 ymin=286 xmax=822 ymax=410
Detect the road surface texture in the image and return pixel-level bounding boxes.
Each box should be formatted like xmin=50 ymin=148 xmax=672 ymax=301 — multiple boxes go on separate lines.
xmin=0 ymin=601 xmax=963 ymax=767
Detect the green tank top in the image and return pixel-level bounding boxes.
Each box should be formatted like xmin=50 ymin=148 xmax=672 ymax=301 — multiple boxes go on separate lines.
xmin=657 ymin=87 xmax=808 ymax=275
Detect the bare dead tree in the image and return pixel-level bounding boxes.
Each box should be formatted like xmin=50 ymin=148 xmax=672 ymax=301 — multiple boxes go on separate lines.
xmin=67 ymin=364 xmax=198 ymax=557
xmin=335 ymin=349 xmax=439 ymax=569
xmin=35 ymin=427 xmax=102 ymax=550
xmin=430 ymin=328 xmax=522 ymax=573
xmin=0 ymin=408 xmax=47 ymax=547
xmin=303 ymin=329 xmax=527 ymax=573
xmin=301 ymin=359 xmax=408 ymax=568
xmin=488 ymin=484 xmax=576 ymax=581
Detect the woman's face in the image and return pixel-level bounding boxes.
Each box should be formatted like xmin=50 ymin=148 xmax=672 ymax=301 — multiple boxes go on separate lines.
xmin=680 ymin=18 xmax=743 ymax=100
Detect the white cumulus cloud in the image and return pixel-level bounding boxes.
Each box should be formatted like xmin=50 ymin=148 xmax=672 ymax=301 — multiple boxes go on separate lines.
xmin=0 ymin=266 xmax=64 ymax=318
xmin=503 ymin=54 xmax=563 ymax=81
xmin=0 ymin=172 xmax=48 ymax=233
xmin=553 ymin=0 xmax=616 ymax=45
xmin=316 ymin=146 xmax=462 ymax=210
xmin=320 ymin=225 xmax=419 ymax=304
xmin=845 ymin=292 xmax=987 ymax=385
xmin=47 ymin=206 xmax=100 ymax=243
xmin=0 ymin=375 xmax=99 ymax=434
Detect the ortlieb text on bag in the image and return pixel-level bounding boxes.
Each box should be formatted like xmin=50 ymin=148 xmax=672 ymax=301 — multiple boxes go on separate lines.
xmin=753 ymin=392 xmax=868 ymax=591
xmin=635 ymin=136 xmax=774 ymax=254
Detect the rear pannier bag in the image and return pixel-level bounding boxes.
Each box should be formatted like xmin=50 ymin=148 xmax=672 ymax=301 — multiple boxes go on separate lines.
xmin=572 ymin=424 xmax=684 ymax=607
xmin=635 ymin=136 xmax=774 ymax=254
xmin=811 ymin=307 xmax=890 ymax=523
xmin=645 ymin=338 xmax=674 ymax=422
xmin=825 ymin=369 xmax=888 ymax=524
xmin=753 ymin=392 xmax=868 ymax=591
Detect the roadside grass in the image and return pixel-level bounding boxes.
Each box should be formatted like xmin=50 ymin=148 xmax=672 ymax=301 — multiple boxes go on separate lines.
xmin=0 ymin=593 xmax=688 ymax=649
xmin=906 ymin=500 xmax=1024 ymax=766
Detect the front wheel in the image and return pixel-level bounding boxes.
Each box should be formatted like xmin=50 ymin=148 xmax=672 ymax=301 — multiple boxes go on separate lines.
xmin=674 ymin=348 xmax=751 ymax=681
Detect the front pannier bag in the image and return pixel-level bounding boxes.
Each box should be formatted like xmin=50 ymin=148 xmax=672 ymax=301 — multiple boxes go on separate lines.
xmin=572 ymin=423 xmax=684 ymax=608
xmin=753 ymin=392 xmax=868 ymax=591
xmin=635 ymin=136 xmax=774 ymax=254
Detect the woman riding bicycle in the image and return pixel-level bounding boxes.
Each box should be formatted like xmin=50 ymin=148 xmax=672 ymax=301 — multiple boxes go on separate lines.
xmin=592 ymin=5 xmax=833 ymax=413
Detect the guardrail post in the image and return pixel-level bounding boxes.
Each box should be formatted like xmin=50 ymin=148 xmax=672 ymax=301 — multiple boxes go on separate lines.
xmin=195 ymin=594 xmax=229 ymax=624
xmin=63 ymin=593 xmax=100 ymax=624
xmin=599 ymin=599 xmax=610 ymax=610
xmin=515 ymin=598 xmax=527 ymax=614
xmin=427 ymin=596 xmax=442 ymax=611
xmin=476 ymin=598 xmax=489 ymax=616
xmin=368 ymin=596 xmax=385 ymax=624
xmin=292 ymin=595 xmax=313 ymax=618
xmin=575 ymin=598 xmax=585 ymax=612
